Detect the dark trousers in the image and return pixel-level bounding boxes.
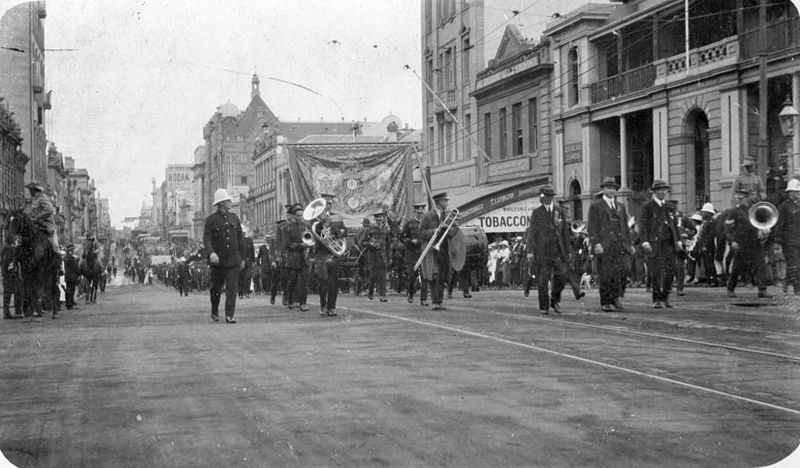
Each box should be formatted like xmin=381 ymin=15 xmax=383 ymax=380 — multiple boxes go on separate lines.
xmin=316 ymin=263 xmax=339 ymax=310
xmin=209 ymin=265 xmax=241 ymax=318
xmin=534 ymin=257 xmax=567 ymax=311
xmin=597 ymin=252 xmax=628 ymax=306
xmin=406 ymin=263 xmax=427 ymax=302
xmin=285 ymin=267 xmax=309 ymax=305
xmin=728 ymin=245 xmax=767 ymax=292
xmin=65 ymin=281 xmax=77 ymax=309
xmin=238 ymin=263 xmax=253 ymax=297
xmin=427 ymin=272 xmax=445 ymax=305
xmin=368 ymin=263 xmax=387 ymax=298
xmin=259 ymin=268 xmax=271 ymax=295
xmin=177 ymin=277 xmax=189 ymax=296
xmin=3 ymin=278 xmax=21 ymax=317
xmin=448 ymin=268 xmax=471 ymax=296
xmin=649 ymin=244 xmax=677 ymax=302
xmin=784 ymin=244 xmax=800 ymax=294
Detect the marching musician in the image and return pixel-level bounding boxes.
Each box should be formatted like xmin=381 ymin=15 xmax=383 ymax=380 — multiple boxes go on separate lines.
xmin=359 ymin=210 xmax=392 ymax=302
xmin=525 ymin=186 xmax=583 ymax=315
xmin=419 ymin=192 xmax=458 ymax=310
xmin=400 ymin=202 xmax=429 ymax=305
xmin=313 ymin=193 xmax=347 ymax=316
xmin=639 ymin=181 xmax=682 ymax=308
xmin=257 ymin=234 xmax=277 ymax=304
xmin=587 ymin=177 xmax=634 ymax=312
xmin=725 ymin=187 xmax=772 ymax=299
xmin=776 ymin=179 xmax=800 ymax=295
xmin=280 ymin=203 xmax=310 ymax=311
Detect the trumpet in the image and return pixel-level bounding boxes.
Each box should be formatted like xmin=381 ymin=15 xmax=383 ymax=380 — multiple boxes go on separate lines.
xmin=414 ymin=208 xmax=459 ymax=271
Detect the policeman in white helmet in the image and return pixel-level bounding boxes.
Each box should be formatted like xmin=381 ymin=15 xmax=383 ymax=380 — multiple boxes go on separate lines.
xmin=776 ymin=179 xmax=800 ymax=295
xmin=202 ymin=188 xmax=246 ymax=323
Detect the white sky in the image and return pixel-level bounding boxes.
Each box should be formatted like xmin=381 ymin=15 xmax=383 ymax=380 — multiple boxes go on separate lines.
xmin=2 ymin=0 xmax=591 ymax=228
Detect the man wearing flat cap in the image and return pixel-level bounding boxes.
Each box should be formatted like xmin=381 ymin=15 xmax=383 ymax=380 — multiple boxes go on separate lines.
xmin=419 ymin=191 xmax=458 ymax=310
xmin=311 ymin=193 xmax=347 ymax=316
xmin=400 ymin=202 xmax=429 ymax=305
xmin=587 ymin=177 xmax=634 ymax=312
xmin=526 ymin=186 xmax=583 ymax=314
xmin=639 ymin=180 xmax=682 ymax=308
xmin=732 ymin=156 xmax=766 ymax=205
xmin=280 ymin=203 xmax=310 ymax=311
xmin=725 ymin=187 xmax=771 ymax=298
xmin=203 ymin=188 xmax=247 ymax=323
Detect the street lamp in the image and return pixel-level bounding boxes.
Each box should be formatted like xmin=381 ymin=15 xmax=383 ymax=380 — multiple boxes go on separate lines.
xmin=779 ymin=97 xmax=800 ymax=179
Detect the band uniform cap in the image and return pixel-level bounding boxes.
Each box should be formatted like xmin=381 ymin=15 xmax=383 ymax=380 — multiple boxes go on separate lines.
xmin=362 ymin=218 xmax=372 ymax=225
xmin=742 ymin=156 xmax=756 ymax=166
xmin=701 ymin=202 xmax=715 ymax=214
xmin=735 ymin=187 xmax=753 ymax=194
xmin=432 ymin=191 xmax=448 ymax=200
xmin=600 ymin=177 xmax=620 ymax=189
xmin=413 ymin=202 xmax=427 ymax=208
xmin=539 ymin=185 xmax=556 ymax=196
xmin=65 ymin=243 xmax=74 ymax=250
xmin=25 ymin=181 xmax=44 ymax=192
xmin=212 ymin=188 xmax=232 ymax=206
xmin=288 ymin=203 xmax=304 ymax=214
xmin=319 ymin=192 xmax=336 ymax=199
xmin=650 ymin=179 xmax=670 ymax=191
xmin=786 ymin=178 xmax=800 ymax=192
xmin=372 ymin=210 xmax=387 ymax=218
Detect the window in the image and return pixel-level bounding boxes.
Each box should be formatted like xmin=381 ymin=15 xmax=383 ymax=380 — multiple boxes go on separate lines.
xmin=241 ymin=176 xmax=247 ymax=185
xmin=444 ymin=48 xmax=454 ymax=88
xmin=568 ymin=47 xmax=579 ymax=106
xmin=499 ymin=108 xmax=507 ymax=159
xmin=437 ymin=120 xmax=445 ymax=165
xmin=512 ymin=103 xmax=523 ymax=156
xmin=462 ymin=38 xmax=470 ymax=85
xmin=426 ymin=57 xmax=434 ymax=100
xmin=437 ymin=53 xmax=444 ymax=90
xmin=445 ymin=121 xmax=454 ymax=163
xmin=425 ymin=0 xmax=432 ymax=34
xmin=464 ymin=113 xmax=471 ymax=159
xmin=528 ymin=98 xmax=538 ymax=153
xmin=483 ymin=113 xmax=492 ymax=159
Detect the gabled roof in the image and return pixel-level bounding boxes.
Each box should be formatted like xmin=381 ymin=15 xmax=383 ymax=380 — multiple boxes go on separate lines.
xmin=234 ymin=95 xmax=278 ymax=137
xmin=494 ymin=25 xmax=536 ymax=61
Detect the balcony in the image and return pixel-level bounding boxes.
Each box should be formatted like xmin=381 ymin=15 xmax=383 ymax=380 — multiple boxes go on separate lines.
xmin=435 ymin=88 xmax=457 ymax=113
xmin=654 ymin=36 xmax=739 ymax=86
xmin=740 ymin=16 xmax=800 ymax=60
xmin=590 ymin=64 xmax=656 ymax=104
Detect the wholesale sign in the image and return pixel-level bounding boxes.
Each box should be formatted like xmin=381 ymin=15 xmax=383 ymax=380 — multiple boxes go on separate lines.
xmin=462 ymin=199 xmax=541 ymax=233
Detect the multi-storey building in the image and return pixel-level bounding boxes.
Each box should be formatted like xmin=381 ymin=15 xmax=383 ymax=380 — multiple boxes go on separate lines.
xmin=190 ymin=145 xmax=206 ymax=240
xmin=45 ymin=143 xmax=69 ymax=241
xmin=0 ymin=1 xmax=50 ymax=186
xmin=0 ymin=98 xmax=27 ymax=245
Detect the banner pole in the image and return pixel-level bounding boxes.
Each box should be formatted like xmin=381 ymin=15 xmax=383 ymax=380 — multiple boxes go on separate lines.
xmin=412 ymin=145 xmax=434 ymax=208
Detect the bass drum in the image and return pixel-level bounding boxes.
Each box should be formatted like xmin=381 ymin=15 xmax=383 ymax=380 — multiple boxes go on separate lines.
xmin=449 ymin=225 xmax=488 ymax=272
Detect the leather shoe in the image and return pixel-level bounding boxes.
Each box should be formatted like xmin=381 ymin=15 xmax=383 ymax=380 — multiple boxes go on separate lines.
xmin=727 ymin=290 xmax=736 ymax=298
xmin=420 ymin=301 xmax=429 ymax=306
xmin=550 ymin=302 xmax=562 ymax=314
xmin=270 ymin=297 xmax=275 ymax=305
xmin=758 ymin=291 xmax=773 ymax=299
xmin=211 ymin=315 xmax=220 ymax=322
xmin=601 ymin=305 xmax=613 ymax=312
xmin=300 ymin=305 xmax=309 ymax=312
xmin=575 ymin=291 xmax=585 ymax=300
xmin=653 ymin=301 xmax=663 ymax=309
xmin=407 ymin=297 xmax=413 ymax=304
xmin=612 ymin=298 xmax=625 ymax=311
xmin=664 ymin=300 xmax=673 ymax=308
xmin=367 ymin=295 xmax=374 ymax=300
xmin=463 ymin=293 xmax=472 ymax=298
xmin=225 ymin=316 xmax=237 ymax=324
xmin=540 ymin=309 xmax=550 ymax=315
xmin=379 ymin=298 xmax=388 ymax=302
xmin=432 ymin=304 xmax=446 ymax=310
xmin=327 ymin=309 xmax=337 ymax=316
xmin=320 ymin=307 xmax=327 ymax=316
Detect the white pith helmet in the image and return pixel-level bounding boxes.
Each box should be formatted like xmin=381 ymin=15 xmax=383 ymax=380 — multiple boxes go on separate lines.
xmin=213 ymin=188 xmax=232 ymax=205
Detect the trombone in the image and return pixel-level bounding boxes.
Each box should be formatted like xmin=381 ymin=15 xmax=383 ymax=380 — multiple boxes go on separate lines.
xmin=414 ymin=208 xmax=459 ymax=271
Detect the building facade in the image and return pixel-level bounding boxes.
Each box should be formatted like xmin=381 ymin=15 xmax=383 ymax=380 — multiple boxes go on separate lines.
xmin=0 ymin=1 xmax=50 ymax=186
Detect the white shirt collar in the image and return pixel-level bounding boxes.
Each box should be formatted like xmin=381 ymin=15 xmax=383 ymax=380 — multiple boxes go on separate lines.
xmin=603 ymin=195 xmax=615 ymax=208
xmin=652 ymin=195 xmax=663 ymax=207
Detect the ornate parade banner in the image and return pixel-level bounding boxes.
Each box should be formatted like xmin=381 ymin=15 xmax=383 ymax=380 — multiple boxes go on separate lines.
xmin=287 ymin=144 xmax=412 ymax=228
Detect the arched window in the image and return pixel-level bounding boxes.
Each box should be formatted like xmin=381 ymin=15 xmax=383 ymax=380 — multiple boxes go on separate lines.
xmin=568 ymin=47 xmax=579 ymax=106
xmin=570 ymin=180 xmax=583 ymax=221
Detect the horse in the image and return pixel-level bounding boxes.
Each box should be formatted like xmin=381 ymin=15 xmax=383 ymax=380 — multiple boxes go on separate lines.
xmin=5 ymin=208 xmax=61 ymax=320
xmin=80 ymin=238 xmax=102 ymax=304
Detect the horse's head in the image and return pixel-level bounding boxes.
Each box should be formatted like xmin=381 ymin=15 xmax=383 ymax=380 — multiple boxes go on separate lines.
xmin=5 ymin=208 xmax=30 ymax=248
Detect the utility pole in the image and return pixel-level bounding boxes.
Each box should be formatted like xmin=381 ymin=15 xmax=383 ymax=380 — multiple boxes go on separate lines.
xmin=757 ymin=0 xmax=769 ymax=178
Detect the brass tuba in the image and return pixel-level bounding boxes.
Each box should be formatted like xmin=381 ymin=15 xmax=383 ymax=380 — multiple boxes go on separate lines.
xmin=748 ymin=201 xmax=778 ymax=230
xmin=571 ymin=220 xmax=586 ymax=234
xmin=302 ymin=197 xmax=347 ymax=256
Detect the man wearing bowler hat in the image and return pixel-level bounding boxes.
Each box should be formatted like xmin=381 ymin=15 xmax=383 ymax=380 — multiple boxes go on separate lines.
xmin=419 ymin=191 xmax=458 ymax=310
xmin=588 ymin=177 xmax=634 ymax=312
xmin=526 ymin=185 xmax=584 ymax=314
xmin=203 ymin=188 xmax=247 ymax=323
xmin=639 ymin=180 xmax=682 ymax=308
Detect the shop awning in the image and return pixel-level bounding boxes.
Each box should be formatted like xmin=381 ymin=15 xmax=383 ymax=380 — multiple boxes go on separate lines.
xmin=449 ymin=177 xmax=549 ymax=223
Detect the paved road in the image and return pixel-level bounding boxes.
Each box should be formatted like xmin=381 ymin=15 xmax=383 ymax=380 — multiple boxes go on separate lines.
xmin=1 ymin=277 xmax=799 ymax=467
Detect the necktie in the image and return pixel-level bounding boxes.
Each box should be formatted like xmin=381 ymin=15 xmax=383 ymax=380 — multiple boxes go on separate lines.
xmin=611 ymin=201 xmax=616 ymax=211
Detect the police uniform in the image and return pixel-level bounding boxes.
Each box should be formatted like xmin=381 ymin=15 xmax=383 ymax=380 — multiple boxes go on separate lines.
xmin=203 ymin=189 xmax=247 ymax=322
xmin=1 ymin=239 xmax=21 ymax=319
xmin=400 ymin=203 xmax=428 ymax=304
xmin=777 ymin=180 xmax=800 ymax=294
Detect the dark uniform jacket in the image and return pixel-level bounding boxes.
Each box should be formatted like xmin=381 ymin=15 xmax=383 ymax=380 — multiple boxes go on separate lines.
xmin=525 ymin=204 xmax=571 ymax=261
xmin=280 ymin=219 xmax=308 ymax=270
xmin=274 ymin=219 xmax=287 ymax=265
xmin=587 ymin=198 xmax=632 ymax=254
xmin=419 ymin=209 xmax=456 ymax=275
xmin=400 ymin=216 xmax=424 ymax=263
xmin=64 ymin=253 xmax=81 ymax=283
xmin=358 ymin=224 xmax=391 ymax=267
xmin=1 ymin=245 xmax=16 ymax=283
xmin=257 ymin=244 xmax=273 ymax=273
xmin=242 ymin=237 xmax=255 ymax=266
xmin=310 ymin=215 xmax=347 ymax=264
xmin=776 ymin=198 xmax=800 ymax=247
xmin=203 ymin=210 xmax=247 ymax=268
xmin=639 ymin=199 xmax=679 ymax=249
xmin=725 ymin=205 xmax=760 ymax=248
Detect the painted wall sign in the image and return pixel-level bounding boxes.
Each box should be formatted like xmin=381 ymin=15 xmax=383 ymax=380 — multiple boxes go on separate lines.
xmin=461 ymin=198 xmax=540 ymax=233
xmin=487 ymin=157 xmax=530 ymax=178
xmin=475 ymin=55 xmax=541 ymax=90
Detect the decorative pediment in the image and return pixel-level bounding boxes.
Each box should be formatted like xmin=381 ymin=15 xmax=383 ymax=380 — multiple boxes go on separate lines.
xmin=494 ymin=25 xmax=529 ymax=61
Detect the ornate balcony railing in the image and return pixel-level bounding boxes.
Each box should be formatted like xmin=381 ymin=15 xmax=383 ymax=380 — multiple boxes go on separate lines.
xmin=590 ymin=64 xmax=656 ymax=104
xmin=654 ymin=36 xmax=739 ymax=86
xmin=739 ymin=16 xmax=800 ymax=60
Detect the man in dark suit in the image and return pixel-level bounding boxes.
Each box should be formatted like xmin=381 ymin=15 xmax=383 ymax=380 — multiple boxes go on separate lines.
xmin=400 ymin=202 xmax=428 ymax=305
xmin=238 ymin=227 xmax=256 ymax=299
xmin=359 ymin=211 xmax=392 ymax=302
xmin=587 ymin=177 xmax=634 ymax=312
xmin=639 ymin=180 xmax=682 ymax=308
xmin=203 ymin=188 xmax=247 ymax=323
xmin=280 ymin=203 xmax=310 ymax=311
xmin=419 ymin=192 xmax=458 ymax=310
xmin=311 ymin=193 xmax=348 ymax=316
xmin=257 ymin=234 xmax=276 ymax=303
xmin=63 ymin=243 xmax=81 ymax=311
xmin=726 ymin=187 xmax=772 ymax=299
xmin=525 ymin=186 xmax=584 ymax=314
